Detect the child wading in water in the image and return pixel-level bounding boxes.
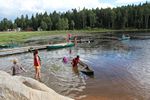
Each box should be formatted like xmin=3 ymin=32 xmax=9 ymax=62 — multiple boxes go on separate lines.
xmin=33 ymin=49 xmax=41 ymax=81
xmin=71 ymin=55 xmax=90 ymax=74
xmin=11 ymin=59 xmax=26 ymax=76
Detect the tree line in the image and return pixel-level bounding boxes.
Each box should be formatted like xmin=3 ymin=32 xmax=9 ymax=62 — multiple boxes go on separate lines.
xmin=0 ymin=2 xmax=150 ymax=31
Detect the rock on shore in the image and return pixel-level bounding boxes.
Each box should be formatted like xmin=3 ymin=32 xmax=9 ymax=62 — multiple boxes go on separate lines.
xmin=0 ymin=71 xmax=74 ymax=100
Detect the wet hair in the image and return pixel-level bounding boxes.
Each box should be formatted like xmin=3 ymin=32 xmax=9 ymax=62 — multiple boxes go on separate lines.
xmin=63 ymin=57 xmax=68 ymax=63
xmin=77 ymin=55 xmax=79 ymax=58
xmin=13 ymin=59 xmax=17 ymax=64
xmin=34 ymin=49 xmax=38 ymax=55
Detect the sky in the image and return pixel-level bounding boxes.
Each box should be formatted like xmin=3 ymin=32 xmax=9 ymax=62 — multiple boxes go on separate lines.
xmin=0 ymin=0 xmax=149 ymax=20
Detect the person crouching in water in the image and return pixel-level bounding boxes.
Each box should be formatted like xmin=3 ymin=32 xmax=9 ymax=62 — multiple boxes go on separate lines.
xmin=33 ymin=50 xmax=41 ymax=81
xmin=11 ymin=59 xmax=26 ymax=76
xmin=71 ymin=55 xmax=90 ymax=74
xmin=62 ymin=57 xmax=68 ymax=64
xmin=71 ymin=55 xmax=80 ymax=73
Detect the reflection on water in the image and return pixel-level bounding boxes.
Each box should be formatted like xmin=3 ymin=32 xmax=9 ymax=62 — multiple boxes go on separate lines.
xmin=0 ymin=35 xmax=150 ymax=100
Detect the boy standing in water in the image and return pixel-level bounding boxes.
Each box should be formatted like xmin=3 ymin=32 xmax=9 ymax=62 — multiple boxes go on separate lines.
xmin=33 ymin=49 xmax=41 ymax=81
xmin=11 ymin=59 xmax=26 ymax=76
xmin=66 ymin=33 xmax=72 ymax=42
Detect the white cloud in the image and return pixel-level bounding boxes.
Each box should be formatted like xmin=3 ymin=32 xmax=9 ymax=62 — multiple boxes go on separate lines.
xmin=116 ymin=0 xmax=148 ymax=4
xmin=0 ymin=0 xmax=113 ymax=20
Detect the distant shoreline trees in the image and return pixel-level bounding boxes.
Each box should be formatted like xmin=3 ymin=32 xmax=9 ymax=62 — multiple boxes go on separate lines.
xmin=0 ymin=2 xmax=149 ymax=31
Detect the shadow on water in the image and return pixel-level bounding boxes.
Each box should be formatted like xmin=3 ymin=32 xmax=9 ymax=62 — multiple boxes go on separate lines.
xmin=0 ymin=32 xmax=150 ymax=100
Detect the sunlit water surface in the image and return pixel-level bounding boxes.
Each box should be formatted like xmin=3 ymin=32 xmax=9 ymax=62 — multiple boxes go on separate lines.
xmin=0 ymin=35 xmax=150 ymax=100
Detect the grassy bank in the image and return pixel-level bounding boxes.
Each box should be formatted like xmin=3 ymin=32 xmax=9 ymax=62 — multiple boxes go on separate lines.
xmin=0 ymin=29 xmax=149 ymax=44
xmin=0 ymin=31 xmax=67 ymax=44
xmin=0 ymin=29 xmax=110 ymax=44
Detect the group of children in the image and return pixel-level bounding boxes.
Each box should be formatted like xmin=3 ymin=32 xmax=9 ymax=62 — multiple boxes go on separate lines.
xmin=11 ymin=49 xmax=41 ymax=81
xmin=63 ymin=55 xmax=90 ymax=73
xmin=12 ymin=49 xmax=83 ymax=80
xmin=12 ymin=54 xmax=87 ymax=80
xmin=11 ymin=33 xmax=88 ymax=80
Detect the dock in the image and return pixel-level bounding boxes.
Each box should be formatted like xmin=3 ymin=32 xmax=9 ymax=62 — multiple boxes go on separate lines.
xmin=0 ymin=44 xmax=48 ymax=57
xmin=130 ymin=36 xmax=150 ymax=40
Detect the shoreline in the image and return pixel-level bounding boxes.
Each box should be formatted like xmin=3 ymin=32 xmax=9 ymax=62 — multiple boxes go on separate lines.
xmin=0 ymin=70 xmax=74 ymax=100
xmin=0 ymin=29 xmax=150 ymax=44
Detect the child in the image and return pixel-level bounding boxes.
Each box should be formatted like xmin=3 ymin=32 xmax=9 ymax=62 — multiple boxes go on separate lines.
xmin=11 ymin=59 xmax=26 ymax=76
xmin=71 ymin=55 xmax=90 ymax=72
xmin=66 ymin=33 xmax=72 ymax=42
xmin=62 ymin=57 xmax=68 ymax=64
xmin=33 ymin=50 xmax=41 ymax=80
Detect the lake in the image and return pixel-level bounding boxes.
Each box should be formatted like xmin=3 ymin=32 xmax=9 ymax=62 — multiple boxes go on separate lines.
xmin=0 ymin=32 xmax=150 ymax=100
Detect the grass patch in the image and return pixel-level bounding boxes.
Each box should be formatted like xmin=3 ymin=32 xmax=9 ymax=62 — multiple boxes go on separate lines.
xmin=0 ymin=29 xmax=149 ymax=44
xmin=0 ymin=30 xmax=102 ymax=44
xmin=0 ymin=31 xmax=68 ymax=44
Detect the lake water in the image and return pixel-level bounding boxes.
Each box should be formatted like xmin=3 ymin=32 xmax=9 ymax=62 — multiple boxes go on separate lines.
xmin=0 ymin=33 xmax=150 ymax=100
